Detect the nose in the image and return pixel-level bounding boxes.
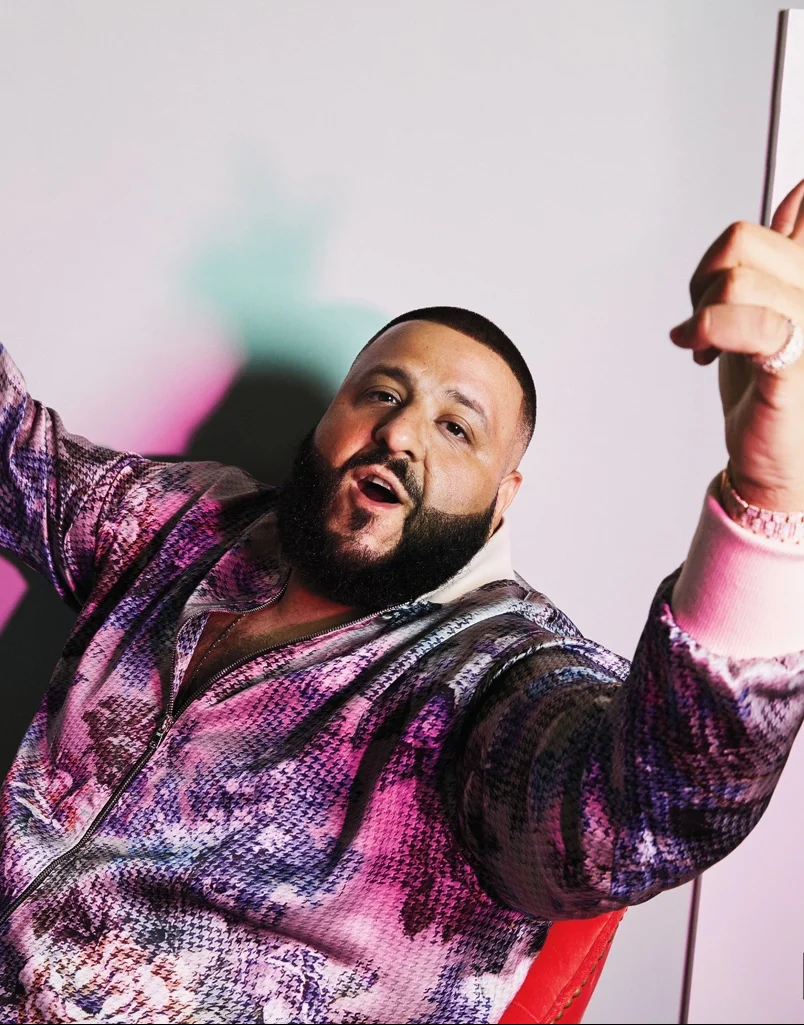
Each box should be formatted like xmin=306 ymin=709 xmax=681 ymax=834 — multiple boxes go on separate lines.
xmin=372 ymin=405 xmax=425 ymax=462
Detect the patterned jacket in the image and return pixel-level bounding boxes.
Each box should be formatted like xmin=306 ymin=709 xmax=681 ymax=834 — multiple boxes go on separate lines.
xmin=0 ymin=342 xmax=802 ymax=1024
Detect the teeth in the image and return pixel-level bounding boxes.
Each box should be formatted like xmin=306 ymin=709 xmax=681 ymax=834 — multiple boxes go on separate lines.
xmin=367 ymin=475 xmax=394 ymax=494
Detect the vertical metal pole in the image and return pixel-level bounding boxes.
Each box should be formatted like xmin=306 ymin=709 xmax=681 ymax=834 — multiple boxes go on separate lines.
xmin=677 ymin=875 xmax=702 ymax=1024
xmin=760 ymin=9 xmax=789 ymax=227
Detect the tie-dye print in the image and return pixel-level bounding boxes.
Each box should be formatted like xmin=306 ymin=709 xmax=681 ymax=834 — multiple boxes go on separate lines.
xmin=0 ymin=343 xmax=802 ymax=1025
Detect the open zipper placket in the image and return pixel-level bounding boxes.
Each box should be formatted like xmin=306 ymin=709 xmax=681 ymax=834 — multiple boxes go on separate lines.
xmin=0 ymin=586 xmax=414 ymax=927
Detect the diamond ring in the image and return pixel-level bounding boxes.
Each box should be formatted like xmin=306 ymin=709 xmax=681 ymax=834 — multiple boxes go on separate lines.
xmin=751 ymin=318 xmax=804 ymax=376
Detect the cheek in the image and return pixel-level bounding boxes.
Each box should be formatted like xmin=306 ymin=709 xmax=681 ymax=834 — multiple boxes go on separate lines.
xmin=424 ymin=463 xmax=497 ymax=514
xmin=314 ymin=407 xmax=371 ymax=465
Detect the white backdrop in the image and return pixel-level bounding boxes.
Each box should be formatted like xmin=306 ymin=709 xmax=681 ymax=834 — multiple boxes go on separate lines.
xmin=0 ymin=3 xmax=793 ymax=1022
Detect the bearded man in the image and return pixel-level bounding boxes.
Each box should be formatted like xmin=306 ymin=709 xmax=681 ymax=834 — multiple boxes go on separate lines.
xmin=2 ymin=181 xmax=804 ymax=1024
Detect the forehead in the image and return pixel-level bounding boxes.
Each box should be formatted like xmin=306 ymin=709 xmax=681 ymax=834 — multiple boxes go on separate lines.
xmin=349 ymin=321 xmax=524 ymax=423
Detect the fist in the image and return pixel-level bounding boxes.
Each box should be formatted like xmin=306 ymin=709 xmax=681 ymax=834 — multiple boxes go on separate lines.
xmin=670 ymin=178 xmax=804 ymax=511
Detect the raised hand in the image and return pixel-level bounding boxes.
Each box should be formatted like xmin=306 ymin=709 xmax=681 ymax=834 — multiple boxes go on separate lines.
xmin=671 ymin=178 xmax=804 ymax=512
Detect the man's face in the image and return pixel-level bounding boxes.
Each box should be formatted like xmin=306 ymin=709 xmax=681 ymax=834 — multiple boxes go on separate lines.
xmin=276 ymin=321 xmax=525 ymax=609
xmin=314 ymin=321 xmax=524 ymax=553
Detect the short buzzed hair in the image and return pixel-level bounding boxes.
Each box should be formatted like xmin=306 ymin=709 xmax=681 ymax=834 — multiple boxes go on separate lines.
xmin=358 ymin=306 xmax=537 ymax=450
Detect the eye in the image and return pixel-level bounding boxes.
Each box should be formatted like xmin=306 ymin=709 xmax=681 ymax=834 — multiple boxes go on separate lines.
xmin=366 ymin=389 xmax=399 ymax=404
xmin=442 ymin=420 xmax=468 ymax=440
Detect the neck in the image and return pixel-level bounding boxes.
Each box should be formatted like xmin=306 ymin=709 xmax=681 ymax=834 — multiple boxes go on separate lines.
xmin=276 ymin=568 xmax=361 ymax=626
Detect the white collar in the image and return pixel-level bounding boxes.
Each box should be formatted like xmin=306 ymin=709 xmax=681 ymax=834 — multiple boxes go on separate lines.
xmin=420 ymin=519 xmax=515 ymax=604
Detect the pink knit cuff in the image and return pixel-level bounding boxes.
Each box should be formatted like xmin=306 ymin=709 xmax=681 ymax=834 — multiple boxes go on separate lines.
xmin=672 ymin=477 xmax=804 ymax=658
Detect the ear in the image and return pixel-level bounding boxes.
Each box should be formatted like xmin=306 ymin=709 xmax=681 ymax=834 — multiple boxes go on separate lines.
xmin=491 ymin=469 xmax=523 ymax=533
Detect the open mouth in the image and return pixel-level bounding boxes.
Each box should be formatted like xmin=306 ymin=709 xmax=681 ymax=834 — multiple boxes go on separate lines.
xmin=356 ymin=475 xmax=401 ymax=505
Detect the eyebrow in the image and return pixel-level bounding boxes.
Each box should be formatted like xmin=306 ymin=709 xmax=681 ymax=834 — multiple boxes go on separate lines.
xmin=444 ymin=387 xmax=489 ymax=429
xmin=361 ymin=363 xmax=490 ymax=430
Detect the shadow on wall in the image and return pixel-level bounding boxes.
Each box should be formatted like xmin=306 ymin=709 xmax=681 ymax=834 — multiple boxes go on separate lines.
xmin=0 ymin=173 xmax=386 ymax=781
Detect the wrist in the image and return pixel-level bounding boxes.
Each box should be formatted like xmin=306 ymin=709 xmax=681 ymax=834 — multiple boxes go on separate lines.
xmin=726 ymin=469 xmax=804 ymax=515
xmin=720 ymin=467 xmax=804 ymax=542
xmin=672 ymin=475 xmax=804 ymax=658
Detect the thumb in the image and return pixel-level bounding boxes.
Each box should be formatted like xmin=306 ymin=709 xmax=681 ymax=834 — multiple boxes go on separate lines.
xmin=770 ymin=177 xmax=804 ymax=239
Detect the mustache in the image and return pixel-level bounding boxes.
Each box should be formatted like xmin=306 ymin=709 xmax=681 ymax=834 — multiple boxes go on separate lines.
xmin=339 ymin=449 xmax=422 ymax=506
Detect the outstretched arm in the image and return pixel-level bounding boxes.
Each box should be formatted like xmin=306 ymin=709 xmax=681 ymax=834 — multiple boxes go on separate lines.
xmin=457 ymin=178 xmax=804 ymax=920
xmin=0 ymin=343 xmax=132 ymax=605
xmin=456 ymin=548 xmax=804 ymax=920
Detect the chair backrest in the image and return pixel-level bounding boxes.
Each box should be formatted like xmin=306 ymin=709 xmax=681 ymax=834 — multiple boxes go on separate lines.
xmin=498 ymin=909 xmax=626 ymax=1025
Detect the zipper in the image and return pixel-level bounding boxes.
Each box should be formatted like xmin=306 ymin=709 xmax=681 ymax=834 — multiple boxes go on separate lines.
xmin=0 ymin=593 xmax=414 ymax=925
xmin=0 ymin=708 xmax=174 ymax=927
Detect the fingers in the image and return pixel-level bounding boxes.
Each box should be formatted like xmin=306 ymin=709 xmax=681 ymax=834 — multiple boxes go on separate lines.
xmin=672 ymin=178 xmax=804 ymax=384
xmin=688 ymin=220 xmax=804 ymax=309
xmin=686 ymin=178 xmax=804 ymax=311
xmin=693 ymin=263 xmax=804 ymax=316
xmin=670 ymin=303 xmax=793 ymax=363
xmin=770 ymin=177 xmax=804 ymax=238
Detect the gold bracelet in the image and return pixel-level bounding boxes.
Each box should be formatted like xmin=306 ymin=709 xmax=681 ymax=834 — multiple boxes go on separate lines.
xmin=720 ymin=467 xmax=804 ymax=543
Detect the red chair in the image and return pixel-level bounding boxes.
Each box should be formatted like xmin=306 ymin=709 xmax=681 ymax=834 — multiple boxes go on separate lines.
xmin=499 ymin=910 xmax=625 ymax=1024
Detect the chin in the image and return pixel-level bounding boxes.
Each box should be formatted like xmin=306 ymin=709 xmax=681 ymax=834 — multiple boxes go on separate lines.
xmin=331 ymin=524 xmax=399 ymax=561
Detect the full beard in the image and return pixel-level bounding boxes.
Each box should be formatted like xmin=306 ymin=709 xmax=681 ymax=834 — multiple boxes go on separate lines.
xmin=275 ymin=429 xmax=497 ymax=611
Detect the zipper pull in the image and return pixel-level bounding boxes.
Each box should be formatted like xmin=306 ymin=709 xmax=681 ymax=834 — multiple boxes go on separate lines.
xmin=151 ymin=712 xmax=174 ymax=750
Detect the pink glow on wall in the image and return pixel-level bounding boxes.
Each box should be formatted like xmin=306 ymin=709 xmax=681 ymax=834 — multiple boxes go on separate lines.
xmin=81 ymin=323 xmax=245 ymax=457
xmin=0 ymin=328 xmax=243 ymax=635
xmin=0 ymin=560 xmax=26 ymax=632
xmin=123 ymin=348 xmax=243 ymax=457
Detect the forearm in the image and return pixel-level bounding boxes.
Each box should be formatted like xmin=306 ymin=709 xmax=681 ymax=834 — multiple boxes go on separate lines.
xmin=0 ymin=343 xmax=128 ymax=602
xmin=602 ymin=578 xmax=804 ymax=903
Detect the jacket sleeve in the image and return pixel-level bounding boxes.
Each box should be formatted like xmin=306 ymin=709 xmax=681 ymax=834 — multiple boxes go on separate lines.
xmin=0 ymin=343 xmax=135 ymax=606
xmin=455 ymin=571 xmax=804 ymax=920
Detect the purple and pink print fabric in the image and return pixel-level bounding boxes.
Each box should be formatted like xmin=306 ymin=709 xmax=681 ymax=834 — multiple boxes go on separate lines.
xmin=0 ymin=343 xmax=803 ymax=1023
